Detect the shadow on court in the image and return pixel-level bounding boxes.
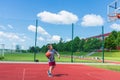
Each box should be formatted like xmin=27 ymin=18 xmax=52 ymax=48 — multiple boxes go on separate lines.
xmin=54 ymin=74 xmax=68 ymax=77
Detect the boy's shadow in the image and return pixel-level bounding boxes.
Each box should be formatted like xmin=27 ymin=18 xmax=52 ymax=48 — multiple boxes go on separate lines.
xmin=54 ymin=74 xmax=68 ymax=77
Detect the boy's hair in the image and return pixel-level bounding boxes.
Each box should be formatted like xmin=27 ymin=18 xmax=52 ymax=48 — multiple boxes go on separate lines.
xmin=47 ymin=44 xmax=52 ymax=49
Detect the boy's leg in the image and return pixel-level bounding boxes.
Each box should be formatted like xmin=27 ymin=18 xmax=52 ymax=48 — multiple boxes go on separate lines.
xmin=48 ymin=61 xmax=56 ymax=74
xmin=49 ymin=66 xmax=55 ymax=74
xmin=47 ymin=66 xmax=54 ymax=77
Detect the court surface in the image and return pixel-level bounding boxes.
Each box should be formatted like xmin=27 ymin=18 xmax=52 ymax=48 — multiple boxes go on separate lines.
xmin=0 ymin=62 xmax=120 ymax=80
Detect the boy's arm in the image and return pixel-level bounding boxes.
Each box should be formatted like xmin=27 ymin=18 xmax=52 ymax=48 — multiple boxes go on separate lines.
xmin=55 ymin=51 xmax=60 ymax=59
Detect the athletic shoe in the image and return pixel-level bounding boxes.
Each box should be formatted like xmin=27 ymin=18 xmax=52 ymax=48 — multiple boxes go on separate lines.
xmin=47 ymin=70 xmax=53 ymax=77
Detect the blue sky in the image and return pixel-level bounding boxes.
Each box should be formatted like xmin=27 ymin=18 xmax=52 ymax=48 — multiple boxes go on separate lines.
xmin=0 ymin=0 xmax=119 ymax=49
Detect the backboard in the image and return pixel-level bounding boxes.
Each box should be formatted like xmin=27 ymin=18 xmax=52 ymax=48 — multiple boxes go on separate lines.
xmin=107 ymin=0 xmax=120 ymax=22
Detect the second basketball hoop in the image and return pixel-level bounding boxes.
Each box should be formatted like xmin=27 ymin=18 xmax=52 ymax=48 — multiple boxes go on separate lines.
xmin=107 ymin=0 xmax=120 ymax=22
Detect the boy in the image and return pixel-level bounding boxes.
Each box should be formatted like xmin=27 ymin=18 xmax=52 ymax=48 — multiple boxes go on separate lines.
xmin=47 ymin=44 xmax=60 ymax=77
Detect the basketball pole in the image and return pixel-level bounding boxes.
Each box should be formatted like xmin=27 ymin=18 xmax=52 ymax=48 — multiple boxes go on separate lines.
xmin=102 ymin=26 xmax=104 ymax=63
xmin=71 ymin=23 xmax=74 ymax=63
xmin=34 ymin=19 xmax=38 ymax=62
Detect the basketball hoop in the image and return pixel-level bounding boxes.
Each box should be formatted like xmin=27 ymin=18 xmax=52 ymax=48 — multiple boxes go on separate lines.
xmin=107 ymin=0 xmax=120 ymax=22
xmin=116 ymin=13 xmax=120 ymax=18
xmin=108 ymin=13 xmax=120 ymax=18
xmin=108 ymin=13 xmax=120 ymax=22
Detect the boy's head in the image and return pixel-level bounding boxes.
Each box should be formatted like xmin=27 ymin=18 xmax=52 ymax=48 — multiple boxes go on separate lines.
xmin=47 ymin=44 xmax=53 ymax=50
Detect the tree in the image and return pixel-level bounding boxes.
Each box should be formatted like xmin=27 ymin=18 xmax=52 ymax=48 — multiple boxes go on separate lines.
xmin=40 ymin=45 xmax=47 ymax=52
xmin=83 ymin=38 xmax=92 ymax=52
xmin=72 ymin=36 xmax=80 ymax=52
xmin=29 ymin=46 xmax=35 ymax=53
xmin=83 ymin=38 xmax=101 ymax=52
xmin=16 ymin=45 xmax=21 ymax=52
xmin=116 ymin=31 xmax=120 ymax=49
xmin=29 ymin=46 xmax=41 ymax=53
xmin=105 ymin=31 xmax=117 ymax=50
xmin=64 ymin=41 xmax=72 ymax=52
xmin=79 ymin=39 xmax=85 ymax=51
xmin=57 ymin=38 xmax=65 ymax=52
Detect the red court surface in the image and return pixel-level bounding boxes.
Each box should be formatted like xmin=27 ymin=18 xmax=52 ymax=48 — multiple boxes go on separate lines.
xmin=0 ymin=63 xmax=120 ymax=80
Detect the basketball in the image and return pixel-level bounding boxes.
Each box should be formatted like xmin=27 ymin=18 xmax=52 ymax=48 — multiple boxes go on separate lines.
xmin=45 ymin=52 xmax=51 ymax=58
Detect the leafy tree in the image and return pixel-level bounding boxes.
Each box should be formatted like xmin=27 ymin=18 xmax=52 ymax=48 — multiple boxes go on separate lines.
xmin=29 ymin=46 xmax=35 ymax=53
xmin=29 ymin=46 xmax=41 ymax=53
xmin=64 ymin=41 xmax=72 ymax=52
xmin=72 ymin=36 xmax=80 ymax=52
xmin=83 ymin=38 xmax=101 ymax=52
xmin=83 ymin=38 xmax=92 ymax=52
xmin=79 ymin=39 xmax=85 ymax=51
xmin=116 ymin=31 xmax=120 ymax=48
xmin=40 ymin=45 xmax=47 ymax=52
xmin=105 ymin=31 xmax=117 ymax=50
xmin=57 ymin=38 xmax=65 ymax=52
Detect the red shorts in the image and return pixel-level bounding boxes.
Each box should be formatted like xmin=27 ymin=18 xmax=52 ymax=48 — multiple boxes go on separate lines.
xmin=49 ymin=62 xmax=56 ymax=66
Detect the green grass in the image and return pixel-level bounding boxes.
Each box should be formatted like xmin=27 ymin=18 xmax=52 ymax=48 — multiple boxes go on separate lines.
xmin=1 ymin=51 xmax=120 ymax=63
xmin=89 ymin=65 xmax=120 ymax=72
xmin=0 ymin=52 xmax=100 ymax=63
xmin=91 ymin=51 xmax=120 ymax=61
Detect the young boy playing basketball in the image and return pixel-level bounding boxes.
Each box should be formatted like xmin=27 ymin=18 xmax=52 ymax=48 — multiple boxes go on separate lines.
xmin=47 ymin=44 xmax=60 ymax=77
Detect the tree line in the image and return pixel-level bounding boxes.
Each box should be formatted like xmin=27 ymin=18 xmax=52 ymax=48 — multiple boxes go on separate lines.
xmin=28 ymin=31 xmax=120 ymax=53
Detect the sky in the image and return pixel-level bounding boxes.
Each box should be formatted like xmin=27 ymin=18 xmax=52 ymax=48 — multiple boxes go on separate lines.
xmin=0 ymin=0 xmax=120 ymax=49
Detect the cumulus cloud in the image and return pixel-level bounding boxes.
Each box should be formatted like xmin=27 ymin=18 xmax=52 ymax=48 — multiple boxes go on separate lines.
xmin=8 ymin=24 xmax=13 ymax=29
xmin=28 ymin=25 xmax=50 ymax=37
xmin=0 ymin=31 xmax=25 ymax=42
xmin=81 ymin=14 xmax=104 ymax=27
xmin=37 ymin=10 xmax=79 ymax=24
xmin=110 ymin=23 xmax=120 ymax=30
xmin=51 ymin=35 xmax=61 ymax=42
xmin=28 ymin=25 xmax=61 ymax=42
xmin=38 ymin=37 xmax=44 ymax=41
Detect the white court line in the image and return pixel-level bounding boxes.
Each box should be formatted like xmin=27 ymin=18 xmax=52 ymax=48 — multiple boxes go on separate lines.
xmin=22 ymin=68 xmax=26 ymax=80
xmin=0 ymin=61 xmax=120 ymax=65
xmin=86 ymin=72 xmax=101 ymax=80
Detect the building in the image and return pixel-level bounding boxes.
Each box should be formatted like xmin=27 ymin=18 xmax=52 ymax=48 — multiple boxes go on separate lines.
xmin=88 ymin=32 xmax=111 ymax=40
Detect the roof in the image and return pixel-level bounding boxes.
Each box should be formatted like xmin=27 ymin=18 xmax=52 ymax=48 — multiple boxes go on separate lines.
xmin=88 ymin=32 xmax=111 ymax=39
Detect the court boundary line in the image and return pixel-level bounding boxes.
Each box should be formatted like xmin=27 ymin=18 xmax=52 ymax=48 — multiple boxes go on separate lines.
xmin=22 ymin=68 xmax=26 ymax=80
xmin=0 ymin=61 xmax=120 ymax=65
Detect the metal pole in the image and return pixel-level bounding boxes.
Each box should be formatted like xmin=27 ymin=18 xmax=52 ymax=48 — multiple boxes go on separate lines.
xmin=71 ymin=23 xmax=74 ymax=62
xmin=34 ymin=19 xmax=38 ymax=62
xmin=102 ymin=26 xmax=104 ymax=63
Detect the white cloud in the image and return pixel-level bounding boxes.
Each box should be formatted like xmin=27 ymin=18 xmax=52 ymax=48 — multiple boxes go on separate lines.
xmin=28 ymin=25 xmax=36 ymax=32
xmin=28 ymin=25 xmax=50 ymax=37
xmin=37 ymin=10 xmax=79 ymax=24
xmin=110 ymin=23 xmax=120 ymax=30
xmin=8 ymin=24 xmax=13 ymax=29
xmin=38 ymin=37 xmax=44 ymax=41
xmin=81 ymin=14 xmax=104 ymax=27
xmin=0 ymin=31 xmax=25 ymax=42
xmin=28 ymin=25 xmax=61 ymax=42
xmin=37 ymin=26 xmax=50 ymax=36
xmin=51 ymin=35 xmax=61 ymax=42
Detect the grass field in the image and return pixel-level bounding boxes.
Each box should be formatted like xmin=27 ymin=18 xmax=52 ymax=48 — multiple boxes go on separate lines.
xmin=2 ymin=52 xmax=98 ymax=63
xmin=1 ymin=51 xmax=120 ymax=62
xmin=89 ymin=65 xmax=120 ymax=72
xmin=91 ymin=51 xmax=120 ymax=61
